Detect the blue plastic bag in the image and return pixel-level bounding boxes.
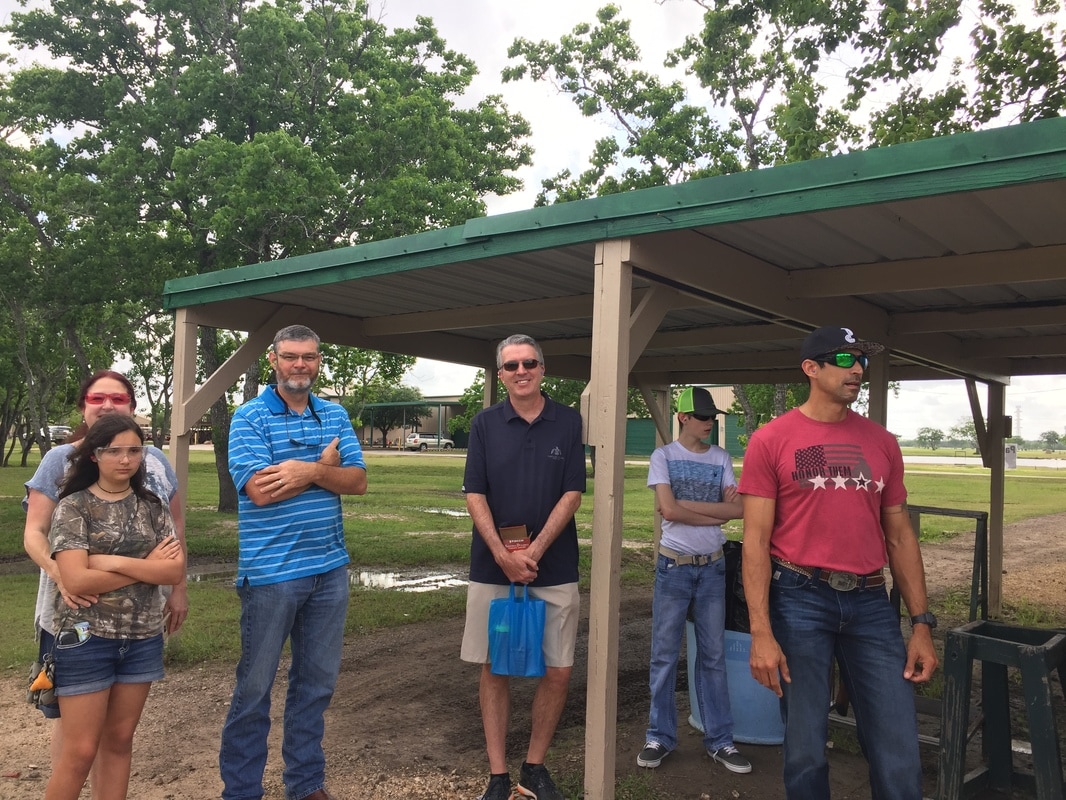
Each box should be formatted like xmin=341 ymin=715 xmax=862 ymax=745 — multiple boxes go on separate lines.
xmin=488 ymin=583 xmax=546 ymax=677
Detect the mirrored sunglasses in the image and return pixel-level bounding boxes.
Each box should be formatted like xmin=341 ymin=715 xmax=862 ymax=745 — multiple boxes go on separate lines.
xmin=819 ymin=352 xmax=869 ymax=369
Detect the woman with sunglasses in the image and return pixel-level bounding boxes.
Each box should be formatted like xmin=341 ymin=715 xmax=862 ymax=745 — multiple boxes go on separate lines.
xmin=44 ymin=414 xmax=184 ymax=800
xmin=22 ymin=369 xmax=187 ymax=795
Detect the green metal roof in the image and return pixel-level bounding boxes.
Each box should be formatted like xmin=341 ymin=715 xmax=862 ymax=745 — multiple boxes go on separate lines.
xmin=161 ymin=116 xmax=1066 ymax=386
xmin=163 ymin=117 xmax=1066 ymax=311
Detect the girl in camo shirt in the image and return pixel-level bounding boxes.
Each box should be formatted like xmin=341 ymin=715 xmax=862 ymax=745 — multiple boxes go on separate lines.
xmin=44 ymin=415 xmax=185 ymax=800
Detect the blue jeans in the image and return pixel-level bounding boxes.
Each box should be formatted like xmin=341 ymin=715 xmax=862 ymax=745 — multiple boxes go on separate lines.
xmin=54 ymin=631 xmax=164 ymax=695
xmin=646 ymin=554 xmax=733 ymax=751
xmin=220 ymin=566 xmax=349 ymax=800
xmin=770 ymin=567 xmax=922 ymax=800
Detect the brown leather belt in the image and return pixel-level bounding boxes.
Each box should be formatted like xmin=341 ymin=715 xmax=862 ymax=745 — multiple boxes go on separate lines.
xmin=658 ymin=544 xmax=724 ymax=567
xmin=773 ymin=558 xmax=885 ymax=591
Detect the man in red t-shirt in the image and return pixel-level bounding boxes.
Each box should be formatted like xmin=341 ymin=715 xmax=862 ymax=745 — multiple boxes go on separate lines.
xmin=739 ymin=325 xmax=938 ymax=799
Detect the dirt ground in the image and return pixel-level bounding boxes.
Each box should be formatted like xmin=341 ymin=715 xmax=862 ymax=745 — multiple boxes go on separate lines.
xmin=2 ymin=513 xmax=1065 ymax=800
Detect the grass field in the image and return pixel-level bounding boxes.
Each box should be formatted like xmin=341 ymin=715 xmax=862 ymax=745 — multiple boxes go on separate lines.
xmin=3 ymin=448 xmax=1065 ymax=673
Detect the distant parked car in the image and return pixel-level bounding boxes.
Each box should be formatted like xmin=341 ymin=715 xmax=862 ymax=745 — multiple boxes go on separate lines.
xmin=405 ymin=432 xmax=455 ymax=451
xmin=41 ymin=424 xmax=73 ymax=444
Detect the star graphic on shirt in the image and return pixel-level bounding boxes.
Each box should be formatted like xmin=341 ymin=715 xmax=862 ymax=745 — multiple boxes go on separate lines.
xmin=832 ymin=474 xmax=849 ymax=490
xmin=854 ymin=472 xmax=871 ymax=491
xmin=873 ymin=477 xmax=886 ymax=493
xmin=809 ymin=475 xmax=828 ymax=490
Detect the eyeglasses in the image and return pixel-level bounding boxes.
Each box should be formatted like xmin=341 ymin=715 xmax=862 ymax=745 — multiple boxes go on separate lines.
xmin=818 ymin=352 xmax=869 ymax=369
xmin=84 ymin=392 xmax=132 ymax=405
xmin=689 ymin=413 xmax=715 ymax=422
xmin=276 ymin=352 xmax=321 ymax=364
xmin=500 ymin=359 xmax=541 ymax=372
xmin=286 ymin=410 xmax=323 ymax=448
xmin=94 ymin=446 xmax=144 ymax=460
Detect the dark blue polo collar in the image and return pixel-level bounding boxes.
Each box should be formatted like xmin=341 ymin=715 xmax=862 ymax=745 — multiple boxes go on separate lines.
xmin=502 ymin=391 xmax=557 ymax=423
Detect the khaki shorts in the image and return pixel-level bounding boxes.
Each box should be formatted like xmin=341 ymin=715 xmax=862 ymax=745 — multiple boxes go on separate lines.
xmin=461 ymin=581 xmax=580 ymax=668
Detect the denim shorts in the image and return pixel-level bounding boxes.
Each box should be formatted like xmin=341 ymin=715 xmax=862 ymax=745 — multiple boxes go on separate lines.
xmin=54 ymin=631 xmax=165 ymax=697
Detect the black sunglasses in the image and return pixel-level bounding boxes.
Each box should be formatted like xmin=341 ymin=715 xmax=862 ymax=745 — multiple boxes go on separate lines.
xmin=689 ymin=412 xmax=715 ymax=421
xmin=500 ymin=358 xmax=541 ymax=372
xmin=818 ymin=352 xmax=869 ymax=369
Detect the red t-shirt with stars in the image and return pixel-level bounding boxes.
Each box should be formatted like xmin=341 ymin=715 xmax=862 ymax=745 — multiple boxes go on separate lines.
xmin=739 ymin=408 xmax=907 ymax=574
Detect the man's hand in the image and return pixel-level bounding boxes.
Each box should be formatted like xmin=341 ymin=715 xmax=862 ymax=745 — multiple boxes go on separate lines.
xmin=164 ymin=582 xmax=189 ymax=634
xmin=749 ymin=630 xmax=791 ymax=697
xmin=253 ymin=459 xmax=318 ymax=498
xmin=903 ymin=626 xmax=939 ymax=683
xmin=495 ymin=548 xmax=539 ymax=584
xmin=43 ymin=561 xmax=96 ymax=609
xmin=318 ymin=437 xmax=341 ymax=466
xmin=145 ymin=537 xmax=184 ymax=561
xmin=59 ymin=585 xmax=98 ymax=610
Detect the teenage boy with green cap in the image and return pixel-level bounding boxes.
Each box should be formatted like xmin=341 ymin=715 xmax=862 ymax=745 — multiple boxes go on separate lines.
xmin=637 ymin=387 xmax=751 ymax=775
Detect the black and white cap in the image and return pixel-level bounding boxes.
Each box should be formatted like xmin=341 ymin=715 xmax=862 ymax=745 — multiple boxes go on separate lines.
xmin=800 ymin=326 xmax=884 ymax=362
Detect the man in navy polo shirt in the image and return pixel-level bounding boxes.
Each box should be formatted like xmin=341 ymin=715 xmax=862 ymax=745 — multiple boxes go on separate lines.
xmin=461 ymin=333 xmax=587 ymax=800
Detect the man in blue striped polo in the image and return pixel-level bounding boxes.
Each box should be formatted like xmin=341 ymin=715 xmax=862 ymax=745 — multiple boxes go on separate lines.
xmin=220 ymin=324 xmax=367 ymax=800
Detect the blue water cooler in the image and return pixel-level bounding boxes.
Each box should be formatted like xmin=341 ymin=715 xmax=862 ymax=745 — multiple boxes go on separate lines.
xmin=686 ymin=622 xmax=784 ymax=745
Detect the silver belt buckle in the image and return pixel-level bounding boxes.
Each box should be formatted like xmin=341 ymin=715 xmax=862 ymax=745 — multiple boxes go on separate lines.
xmin=826 ymin=571 xmax=859 ymax=591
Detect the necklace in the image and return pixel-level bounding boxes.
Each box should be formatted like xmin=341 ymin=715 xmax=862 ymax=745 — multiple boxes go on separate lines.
xmin=95 ymin=482 xmax=131 ymax=496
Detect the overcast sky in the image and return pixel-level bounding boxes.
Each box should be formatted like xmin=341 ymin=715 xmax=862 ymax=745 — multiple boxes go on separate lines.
xmin=3 ymin=0 xmax=1063 ymax=439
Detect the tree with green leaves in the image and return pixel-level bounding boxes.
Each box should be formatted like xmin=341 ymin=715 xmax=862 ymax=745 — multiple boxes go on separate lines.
xmin=322 ymin=345 xmax=417 ymax=423
xmin=2 ymin=0 xmax=531 ymax=501
xmin=729 ymin=382 xmax=809 ymax=439
xmin=916 ymin=426 xmax=946 ymax=450
xmin=506 ymin=1 xmax=1064 ymax=201
xmin=124 ymin=313 xmax=176 ymax=449
xmin=504 ymin=0 xmax=1064 ymax=427
xmin=1039 ymin=429 xmax=1061 ymax=451
xmin=362 ymin=385 xmax=432 ymax=447
xmin=950 ymin=418 xmax=980 ymax=452
xmin=449 ymin=375 xmax=491 ymax=438
xmin=0 ymin=103 xmax=132 ymax=453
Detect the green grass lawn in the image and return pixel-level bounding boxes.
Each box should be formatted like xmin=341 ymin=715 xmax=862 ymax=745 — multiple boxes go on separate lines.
xmin=3 ymin=449 xmax=1065 ymax=674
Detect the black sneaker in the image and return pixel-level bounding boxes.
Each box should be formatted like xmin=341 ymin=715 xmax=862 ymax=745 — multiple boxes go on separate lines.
xmin=515 ymin=762 xmax=564 ymax=800
xmin=709 ymin=744 xmax=752 ymax=774
xmin=479 ymin=774 xmax=514 ymax=800
xmin=636 ymin=741 xmax=670 ymax=768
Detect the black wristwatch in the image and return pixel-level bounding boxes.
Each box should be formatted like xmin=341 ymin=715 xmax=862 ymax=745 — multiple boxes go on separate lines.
xmin=909 ymin=612 xmax=938 ymax=629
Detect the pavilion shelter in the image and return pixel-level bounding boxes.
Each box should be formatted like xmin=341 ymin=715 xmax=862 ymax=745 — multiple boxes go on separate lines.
xmin=163 ymin=116 xmax=1066 ymax=800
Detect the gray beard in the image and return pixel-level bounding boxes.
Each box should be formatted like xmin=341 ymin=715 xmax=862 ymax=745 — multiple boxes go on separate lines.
xmin=278 ymin=376 xmax=314 ymax=394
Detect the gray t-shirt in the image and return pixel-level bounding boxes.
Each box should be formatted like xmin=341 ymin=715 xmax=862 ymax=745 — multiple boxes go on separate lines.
xmin=50 ymin=490 xmax=174 ymax=639
xmin=25 ymin=444 xmax=177 ymax=634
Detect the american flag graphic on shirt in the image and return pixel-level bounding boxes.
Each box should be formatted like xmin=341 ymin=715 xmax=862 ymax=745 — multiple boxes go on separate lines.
xmin=792 ymin=443 xmax=884 ymax=493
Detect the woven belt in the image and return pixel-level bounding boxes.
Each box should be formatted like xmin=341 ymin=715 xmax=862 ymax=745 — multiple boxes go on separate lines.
xmin=773 ymin=558 xmax=885 ymax=591
xmin=658 ymin=544 xmax=724 ymax=567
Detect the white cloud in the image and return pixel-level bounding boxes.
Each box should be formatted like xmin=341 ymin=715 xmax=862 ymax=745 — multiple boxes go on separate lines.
xmin=403 ymin=358 xmax=480 ymax=398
